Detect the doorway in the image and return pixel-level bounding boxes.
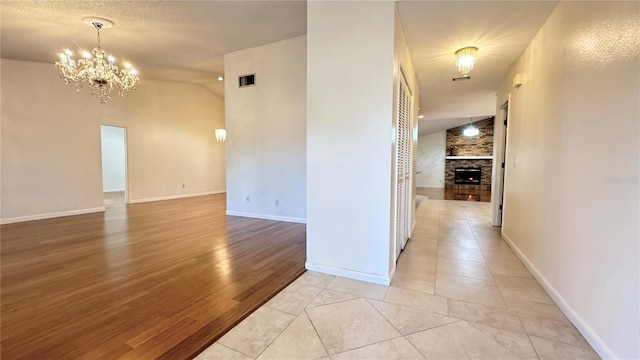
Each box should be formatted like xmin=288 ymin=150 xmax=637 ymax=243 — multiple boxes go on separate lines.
xmin=100 ymin=125 xmax=128 ymax=206
xmin=493 ymin=102 xmax=509 ymax=226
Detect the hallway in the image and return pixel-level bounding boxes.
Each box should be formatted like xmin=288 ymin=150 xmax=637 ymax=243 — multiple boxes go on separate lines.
xmin=197 ymin=200 xmax=599 ymax=359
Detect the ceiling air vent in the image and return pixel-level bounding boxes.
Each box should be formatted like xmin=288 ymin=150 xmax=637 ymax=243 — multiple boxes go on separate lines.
xmin=452 ymin=76 xmax=471 ymax=82
xmin=239 ymin=74 xmax=256 ymax=87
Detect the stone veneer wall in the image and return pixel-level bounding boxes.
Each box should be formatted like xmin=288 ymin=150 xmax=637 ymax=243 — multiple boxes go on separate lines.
xmin=445 ymin=117 xmax=494 ymax=190
xmin=446 ymin=117 xmax=494 ymax=156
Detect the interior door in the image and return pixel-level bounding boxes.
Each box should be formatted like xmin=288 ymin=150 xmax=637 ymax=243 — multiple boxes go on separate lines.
xmin=395 ymin=71 xmax=413 ymax=259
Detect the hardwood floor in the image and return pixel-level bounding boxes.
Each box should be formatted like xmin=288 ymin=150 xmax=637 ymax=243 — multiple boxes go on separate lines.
xmin=1 ymin=194 xmax=306 ymax=359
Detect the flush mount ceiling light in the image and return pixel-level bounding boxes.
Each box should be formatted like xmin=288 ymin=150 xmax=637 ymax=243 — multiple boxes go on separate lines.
xmin=215 ymin=128 xmax=227 ymax=142
xmin=455 ymin=46 xmax=478 ymax=76
xmin=418 ymin=115 xmax=424 ymax=119
xmin=463 ymin=118 xmax=480 ymax=137
xmin=217 ymin=76 xmax=224 ymax=81
xmin=55 ymin=17 xmax=140 ymax=103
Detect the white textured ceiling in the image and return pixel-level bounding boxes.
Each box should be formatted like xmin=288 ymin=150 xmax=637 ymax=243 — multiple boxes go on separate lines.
xmin=1 ymin=1 xmax=557 ymax=108
xmin=0 ymin=1 xmax=307 ymax=98
xmin=398 ymin=1 xmax=558 ymax=122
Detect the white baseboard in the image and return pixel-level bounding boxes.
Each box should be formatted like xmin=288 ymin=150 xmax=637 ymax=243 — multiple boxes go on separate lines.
xmin=104 ymin=189 xmax=125 ymax=193
xmin=129 ymin=190 xmax=225 ymax=204
xmin=501 ymin=232 xmax=616 ymax=360
xmin=305 ymin=262 xmax=391 ymax=286
xmin=225 ymin=210 xmax=306 ymax=224
xmin=1 ymin=207 xmax=105 ymax=225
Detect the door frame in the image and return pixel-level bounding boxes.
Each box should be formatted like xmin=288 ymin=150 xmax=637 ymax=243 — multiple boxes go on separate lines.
xmin=100 ymin=125 xmax=130 ymax=204
xmin=491 ymin=99 xmax=510 ymax=226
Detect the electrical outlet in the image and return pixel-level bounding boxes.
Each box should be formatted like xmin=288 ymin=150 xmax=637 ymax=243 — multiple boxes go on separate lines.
xmin=246 ymin=196 xmax=250 ymax=203
xmin=182 ymin=184 xmax=185 ymax=188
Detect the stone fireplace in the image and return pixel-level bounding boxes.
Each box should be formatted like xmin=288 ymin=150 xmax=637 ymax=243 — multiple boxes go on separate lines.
xmin=444 ymin=117 xmax=494 ymax=199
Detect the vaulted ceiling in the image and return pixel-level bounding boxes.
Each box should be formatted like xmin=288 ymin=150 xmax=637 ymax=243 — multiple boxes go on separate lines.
xmin=397 ymin=1 xmax=558 ymax=133
xmin=0 ymin=1 xmax=307 ymax=98
xmin=1 ymin=0 xmax=556 ymax=125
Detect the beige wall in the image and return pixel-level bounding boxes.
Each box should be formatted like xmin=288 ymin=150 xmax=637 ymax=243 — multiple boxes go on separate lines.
xmin=495 ymin=2 xmax=639 ymax=358
xmin=307 ymin=1 xmax=396 ymax=284
xmin=223 ymin=36 xmax=306 ymax=222
xmin=416 ymin=132 xmax=446 ymax=188
xmin=1 ymin=59 xmax=226 ymax=223
xmin=307 ymin=2 xmax=419 ymax=285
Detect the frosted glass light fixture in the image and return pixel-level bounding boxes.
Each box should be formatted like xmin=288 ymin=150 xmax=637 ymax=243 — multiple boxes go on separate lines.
xmin=463 ymin=117 xmax=480 ymax=137
xmin=215 ymin=128 xmax=227 ymax=142
xmin=455 ymin=46 xmax=478 ymax=76
xmin=463 ymin=126 xmax=479 ymax=137
xmin=55 ymin=17 xmax=140 ymax=103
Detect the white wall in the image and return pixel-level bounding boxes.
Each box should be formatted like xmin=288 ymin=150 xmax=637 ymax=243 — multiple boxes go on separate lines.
xmin=223 ymin=36 xmax=306 ymax=223
xmin=1 ymin=59 xmax=226 ymax=223
xmin=307 ymin=1 xmax=406 ymax=284
xmin=494 ymin=2 xmax=639 ymax=358
xmin=100 ymin=126 xmax=126 ymax=192
xmin=416 ymin=131 xmax=446 ymax=188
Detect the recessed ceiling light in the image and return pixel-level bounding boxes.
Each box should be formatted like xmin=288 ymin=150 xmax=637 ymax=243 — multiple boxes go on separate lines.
xmin=418 ymin=115 xmax=424 ymax=119
xmin=217 ymin=76 xmax=224 ymax=81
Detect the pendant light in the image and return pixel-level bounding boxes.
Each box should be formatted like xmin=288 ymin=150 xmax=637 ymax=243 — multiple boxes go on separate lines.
xmin=463 ymin=118 xmax=479 ymax=137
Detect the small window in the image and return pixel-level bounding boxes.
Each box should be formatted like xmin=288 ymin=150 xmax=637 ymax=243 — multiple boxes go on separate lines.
xmin=239 ymin=74 xmax=256 ymax=87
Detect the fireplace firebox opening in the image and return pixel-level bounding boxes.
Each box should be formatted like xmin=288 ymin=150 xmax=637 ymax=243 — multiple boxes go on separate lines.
xmin=455 ymin=167 xmax=481 ymax=185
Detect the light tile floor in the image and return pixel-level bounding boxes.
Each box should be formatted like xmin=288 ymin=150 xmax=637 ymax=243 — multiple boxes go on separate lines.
xmin=196 ymin=200 xmax=600 ymax=360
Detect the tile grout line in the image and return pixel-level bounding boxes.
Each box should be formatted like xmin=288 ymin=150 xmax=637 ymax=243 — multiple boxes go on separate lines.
xmin=526 ymin=334 xmax=543 ymax=360
xmin=364 ymin=297 xmax=404 ymax=336
xmin=304 ymin=307 xmax=332 ymax=359
xmin=250 ymin=309 xmax=298 ymax=360
xmin=306 ymin=294 xmax=364 ymax=309
xmin=433 ymin=199 xmax=442 ymax=312
xmin=464 ymin=203 xmax=510 ymax=313
xmin=329 ymin=333 xmax=407 ymax=358
xmin=402 ymin=318 xmax=464 ymax=337
xmin=215 ymin=342 xmax=256 ymax=359
xmin=464 ymin=321 xmax=525 ymax=358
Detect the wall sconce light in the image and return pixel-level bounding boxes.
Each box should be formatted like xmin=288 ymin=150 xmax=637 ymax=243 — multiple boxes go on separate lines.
xmin=215 ymin=128 xmax=226 ymax=142
xmin=455 ymin=46 xmax=478 ymax=76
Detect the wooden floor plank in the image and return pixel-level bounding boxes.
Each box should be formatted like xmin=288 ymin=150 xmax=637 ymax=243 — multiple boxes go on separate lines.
xmin=1 ymin=194 xmax=306 ymax=359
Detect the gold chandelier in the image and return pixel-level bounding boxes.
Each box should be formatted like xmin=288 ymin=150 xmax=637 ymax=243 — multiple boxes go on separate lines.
xmin=55 ymin=17 xmax=140 ymax=103
xmin=455 ymin=46 xmax=478 ymax=76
